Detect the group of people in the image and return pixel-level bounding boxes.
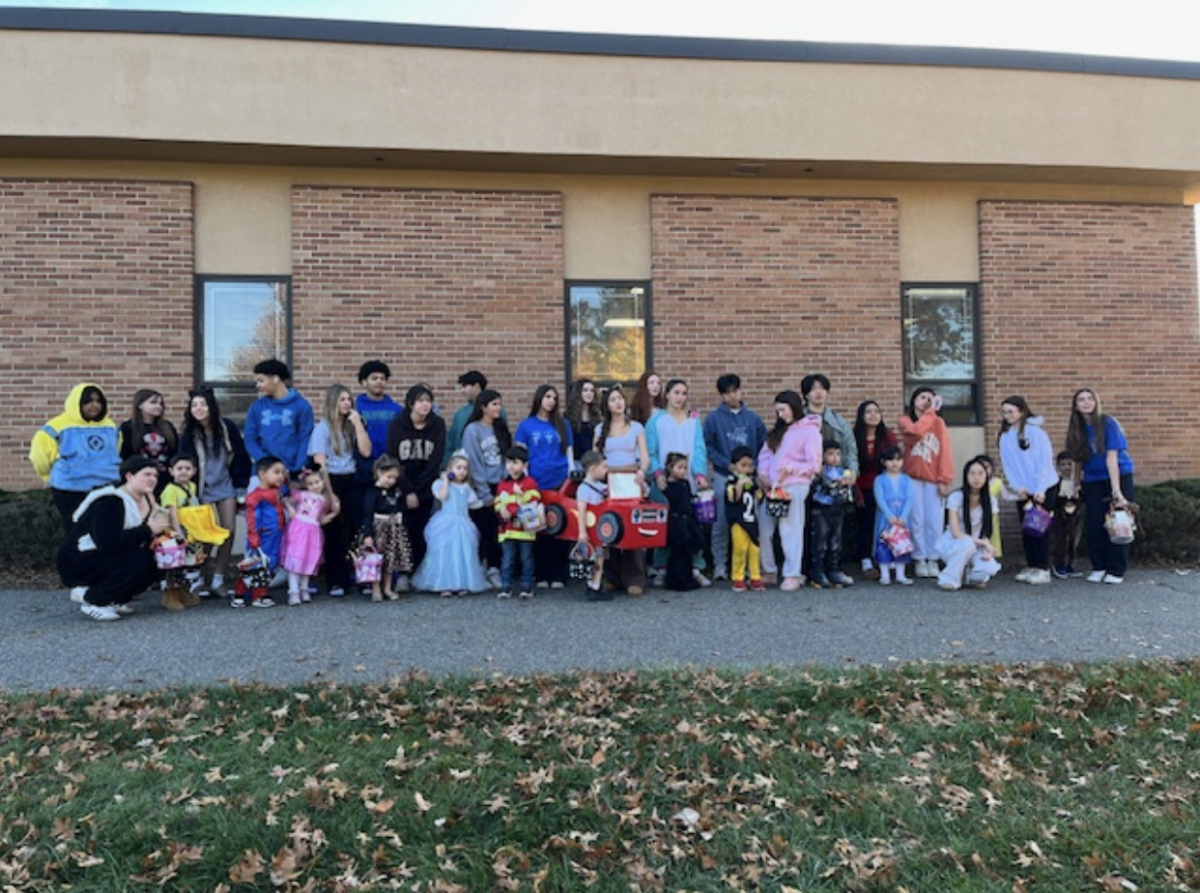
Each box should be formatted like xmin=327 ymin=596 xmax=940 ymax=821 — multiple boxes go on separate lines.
xmin=31 ymin=360 xmax=1135 ymax=621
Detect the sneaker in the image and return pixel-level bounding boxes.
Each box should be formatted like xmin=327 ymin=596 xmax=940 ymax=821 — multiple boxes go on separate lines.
xmin=749 ymin=580 xmax=767 ymax=592
xmin=69 ymin=586 xmax=88 ymax=604
xmin=307 ymin=582 xmax=320 ymax=596
xmin=585 ymin=584 xmax=613 ymax=602
xmin=550 ymin=581 xmax=566 ymax=590
xmin=780 ymin=577 xmax=803 ymax=592
xmin=1103 ymin=574 xmax=1124 ymax=585
xmin=626 ymin=585 xmax=644 ymax=596
xmin=731 ymin=580 xmax=747 ymax=592
xmin=938 ymin=581 xmax=960 ymax=591
xmin=896 ymin=575 xmax=914 ymax=586
xmin=964 ymin=579 xmax=989 ymax=589
xmin=329 ymin=586 xmax=345 ymax=598
xmin=861 ymin=566 xmax=881 ymax=581
xmin=827 ymin=570 xmax=855 ymax=587
xmin=536 ymin=581 xmax=550 ymax=589
xmin=1027 ymin=568 xmax=1052 ymax=585
xmin=692 ymin=570 xmax=712 ymax=588
xmin=518 ymin=590 xmax=534 ymax=600
xmin=808 ymin=572 xmax=830 ymax=589
xmin=712 ymin=570 xmax=728 ymax=582
xmin=1015 ymin=567 xmax=1034 ymax=583
xmin=80 ymin=602 xmax=120 ymax=621
xmin=1087 ymin=570 xmax=1107 ymax=583
xmin=497 ymin=590 xmax=512 ymax=600
xmin=879 ymin=576 xmax=892 ymax=586
xmin=486 ymin=568 xmax=503 ymax=590
xmin=394 ymin=575 xmax=411 ymax=594
xmin=1052 ymin=566 xmax=1071 ymax=579
xmin=230 ymin=597 xmax=246 ymax=608
xmin=1064 ymin=565 xmax=1083 ymax=578
xmin=113 ymin=603 xmax=136 ymax=615
xmin=288 ymin=591 xmax=302 ymax=607
xmin=760 ymin=572 xmax=777 ymax=586
xmin=253 ymin=597 xmax=275 ymax=608
xmin=921 ymin=560 xmax=941 ymax=578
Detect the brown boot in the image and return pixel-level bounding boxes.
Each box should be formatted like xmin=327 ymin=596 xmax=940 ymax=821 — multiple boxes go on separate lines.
xmin=180 ymin=587 xmax=201 ymax=607
xmin=162 ymin=587 xmax=187 ymax=612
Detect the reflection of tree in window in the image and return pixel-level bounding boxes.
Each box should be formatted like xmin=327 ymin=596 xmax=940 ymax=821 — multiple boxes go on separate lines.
xmin=203 ymin=282 xmax=288 ymax=382
xmin=904 ymin=290 xmax=975 ymax=381
xmin=570 ymin=285 xmax=646 ymax=383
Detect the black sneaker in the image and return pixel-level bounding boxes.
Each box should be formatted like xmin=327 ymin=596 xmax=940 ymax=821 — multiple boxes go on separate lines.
xmin=809 ymin=572 xmax=830 ymax=589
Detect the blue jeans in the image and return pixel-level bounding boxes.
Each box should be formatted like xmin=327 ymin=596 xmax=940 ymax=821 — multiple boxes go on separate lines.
xmin=501 ymin=539 xmax=535 ymax=592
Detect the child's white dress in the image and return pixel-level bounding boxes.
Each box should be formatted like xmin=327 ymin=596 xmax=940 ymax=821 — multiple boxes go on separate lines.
xmin=412 ymin=482 xmax=488 ymax=592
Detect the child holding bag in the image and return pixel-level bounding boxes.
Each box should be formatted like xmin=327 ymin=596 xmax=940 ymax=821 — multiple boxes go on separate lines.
xmin=872 ymin=446 xmax=915 ymax=586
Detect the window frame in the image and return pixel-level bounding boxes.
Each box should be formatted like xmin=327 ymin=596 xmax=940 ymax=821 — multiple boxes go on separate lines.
xmin=563 ymin=279 xmax=653 ymax=390
xmin=193 ymin=274 xmax=293 ymax=416
xmin=900 ymin=281 xmax=982 ymax=426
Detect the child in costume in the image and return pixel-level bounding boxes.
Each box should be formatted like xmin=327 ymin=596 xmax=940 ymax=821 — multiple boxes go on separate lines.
xmin=412 ymin=451 xmax=488 ymax=597
xmin=724 ymin=446 xmax=765 ymax=592
xmin=663 ymin=452 xmax=704 ymax=591
xmin=361 ymin=455 xmax=413 ymax=601
xmin=1051 ymin=452 xmax=1084 ymax=578
xmin=280 ymin=467 xmax=339 ymax=606
xmin=494 ymin=444 xmax=540 ymax=600
xmin=575 ymin=450 xmax=611 ymax=601
xmin=233 ymin=456 xmax=288 ymax=608
xmin=158 ymin=453 xmax=203 ymax=610
xmin=872 ymin=445 xmax=915 ymax=586
xmin=809 ymin=439 xmax=856 ymax=588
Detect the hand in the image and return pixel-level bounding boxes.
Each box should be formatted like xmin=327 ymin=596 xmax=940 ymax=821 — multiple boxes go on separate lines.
xmin=147 ymin=513 xmax=169 ymax=536
xmin=931 ymin=394 xmax=943 ymax=412
xmin=406 ymin=492 xmax=419 ymax=510
xmin=347 ymin=409 xmax=363 ymax=427
xmin=695 ymin=474 xmax=709 ymax=490
xmin=499 ymin=507 xmax=512 ymax=521
xmin=937 ymin=482 xmax=952 ymax=498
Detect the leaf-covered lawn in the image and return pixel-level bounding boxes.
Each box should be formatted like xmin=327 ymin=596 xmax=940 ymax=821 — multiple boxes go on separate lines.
xmin=3 ymin=662 xmax=1199 ymax=892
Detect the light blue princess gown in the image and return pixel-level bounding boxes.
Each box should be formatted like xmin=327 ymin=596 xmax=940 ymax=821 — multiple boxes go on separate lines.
xmin=412 ymin=482 xmax=489 ymax=593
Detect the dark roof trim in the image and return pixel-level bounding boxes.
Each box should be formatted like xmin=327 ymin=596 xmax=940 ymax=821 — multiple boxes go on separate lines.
xmin=4 ymin=6 xmax=1200 ymax=81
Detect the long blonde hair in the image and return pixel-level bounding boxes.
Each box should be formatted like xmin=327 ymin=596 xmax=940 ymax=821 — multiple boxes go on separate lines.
xmin=323 ymin=384 xmax=355 ymax=457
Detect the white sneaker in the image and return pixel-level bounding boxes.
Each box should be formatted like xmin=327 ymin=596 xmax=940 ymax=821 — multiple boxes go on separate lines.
xmin=1015 ymin=567 xmax=1034 ymax=583
xmin=288 ymin=591 xmax=302 ymax=607
xmin=1087 ymin=570 xmax=1107 ymax=583
xmin=693 ymin=569 xmax=712 ymax=588
xmin=550 ymin=581 xmax=566 ymax=590
xmin=486 ymin=568 xmax=503 ymax=590
xmin=114 ymin=603 xmax=136 ymax=615
xmin=896 ymin=575 xmax=914 ymax=586
xmin=80 ymin=602 xmax=120 ymax=621
xmin=1027 ymin=568 xmax=1052 ymax=585
xmin=69 ymin=586 xmax=88 ymax=604
xmin=1103 ymin=574 xmax=1124 ymax=585
xmin=914 ymin=560 xmax=931 ymax=578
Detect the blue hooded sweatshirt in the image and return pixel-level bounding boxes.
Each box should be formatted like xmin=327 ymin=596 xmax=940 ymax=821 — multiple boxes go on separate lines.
xmin=243 ymin=388 xmax=315 ymax=474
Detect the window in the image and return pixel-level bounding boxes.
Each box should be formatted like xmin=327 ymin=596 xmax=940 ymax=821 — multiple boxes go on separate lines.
xmin=566 ymin=281 xmax=651 ymax=387
xmin=195 ymin=276 xmax=292 ymax=419
xmin=901 ymin=283 xmax=980 ymax=425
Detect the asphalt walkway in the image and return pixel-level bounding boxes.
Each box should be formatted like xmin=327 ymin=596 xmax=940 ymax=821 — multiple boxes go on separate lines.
xmin=2 ymin=569 xmax=1197 ymax=691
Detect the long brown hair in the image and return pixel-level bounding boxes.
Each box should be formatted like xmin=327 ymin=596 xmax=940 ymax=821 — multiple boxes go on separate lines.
xmin=129 ymin=388 xmax=177 ymax=455
xmin=630 ymin=371 xmax=665 ymax=425
xmin=1065 ymin=387 xmax=1106 ymax=461
xmin=766 ymin=390 xmax=805 ymax=453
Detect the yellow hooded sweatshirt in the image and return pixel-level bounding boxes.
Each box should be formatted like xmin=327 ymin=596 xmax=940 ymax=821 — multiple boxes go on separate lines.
xmin=29 ymin=382 xmax=121 ymax=491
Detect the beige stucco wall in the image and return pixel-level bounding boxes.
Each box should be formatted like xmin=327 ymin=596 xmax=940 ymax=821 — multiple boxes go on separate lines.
xmin=5 ymin=28 xmax=1200 ymax=189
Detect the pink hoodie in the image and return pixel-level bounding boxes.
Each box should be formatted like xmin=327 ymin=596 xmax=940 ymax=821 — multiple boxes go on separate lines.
xmin=757 ymin=414 xmax=823 ymax=487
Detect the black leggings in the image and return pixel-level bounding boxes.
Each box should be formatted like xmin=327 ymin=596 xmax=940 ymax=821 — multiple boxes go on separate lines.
xmin=1017 ymin=483 xmax=1060 ymax=570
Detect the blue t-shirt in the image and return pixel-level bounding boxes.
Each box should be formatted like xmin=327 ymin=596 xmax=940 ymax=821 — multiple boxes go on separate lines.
xmin=1082 ymin=416 xmax=1135 ymax=482
xmin=514 ymin=416 xmax=573 ymax=490
xmin=356 ymin=393 xmax=401 ymax=460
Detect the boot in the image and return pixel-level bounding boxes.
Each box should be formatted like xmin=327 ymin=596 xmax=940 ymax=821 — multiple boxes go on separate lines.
xmin=180 ymin=588 xmax=201 ymax=608
xmin=162 ymin=587 xmax=187 ymax=612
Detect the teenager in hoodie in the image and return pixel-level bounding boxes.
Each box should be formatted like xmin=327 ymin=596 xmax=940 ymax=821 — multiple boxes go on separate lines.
xmin=998 ymin=395 xmax=1060 ymax=585
xmin=30 ymin=382 xmax=122 ymax=529
xmin=243 ymin=359 xmax=315 ymax=477
xmin=703 ymin=373 xmax=768 ymax=581
xmin=756 ymin=390 xmax=822 ymax=592
xmin=386 ymin=383 xmax=447 ymax=570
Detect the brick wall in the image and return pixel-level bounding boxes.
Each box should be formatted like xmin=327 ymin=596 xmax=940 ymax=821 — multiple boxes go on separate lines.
xmin=980 ymin=201 xmax=1200 ymax=483
xmin=291 ymin=186 xmax=564 ymax=417
xmin=651 ymin=194 xmax=902 ymax=421
xmin=0 ymin=179 xmax=194 ymax=489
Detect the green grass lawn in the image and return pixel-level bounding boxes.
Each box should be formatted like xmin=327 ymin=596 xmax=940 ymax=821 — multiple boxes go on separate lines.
xmin=3 ymin=662 xmax=1199 ymax=892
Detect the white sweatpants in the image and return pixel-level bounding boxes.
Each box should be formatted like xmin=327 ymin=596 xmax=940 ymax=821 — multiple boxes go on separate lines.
xmin=759 ymin=482 xmax=810 ymax=579
xmin=909 ymin=479 xmax=945 ymax=562
xmin=935 ymin=531 xmax=1001 ymax=589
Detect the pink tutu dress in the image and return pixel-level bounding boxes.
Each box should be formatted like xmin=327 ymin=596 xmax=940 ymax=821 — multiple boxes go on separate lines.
xmin=281 ymin=491 xmax=326 ymax=576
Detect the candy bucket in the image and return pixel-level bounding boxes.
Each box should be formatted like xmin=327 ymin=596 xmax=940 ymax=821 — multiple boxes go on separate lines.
xmin=1105 ymin=507 xmax=1136 ymax=545
xmin=764 ymin=487 xmax=792 ymax=519
xmin=517 ymin=501 xmax=546 ymax=533
xmin=692 ymin=489 xmax=717 ymax=524
xmin=353 ymin=548 xmax=383 ymax=584
xmin=569 ymin=541 xmax=597 ymax=581
xmin=153 ymin=535 xmax=187 ymax=570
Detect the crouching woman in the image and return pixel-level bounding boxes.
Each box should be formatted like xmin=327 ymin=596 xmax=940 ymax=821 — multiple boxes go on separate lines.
xmin=935 ymin=457 xmax=1001 ymax=591
xmin=58 ymin=456 xmax=169 ymax=621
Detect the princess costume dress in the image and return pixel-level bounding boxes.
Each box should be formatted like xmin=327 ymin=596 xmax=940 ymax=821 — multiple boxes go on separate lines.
xmin=281 ymin=491 xmax=326 ymax=576
xmin=412 ymin=482 xmax=488 ymax=593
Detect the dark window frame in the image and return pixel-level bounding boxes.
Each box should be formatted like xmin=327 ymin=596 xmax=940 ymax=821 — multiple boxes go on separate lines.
xmin=900 ymin=281 xmax=982 ymax=426
xmin=564 ymin=279 xmax=653 ymax=391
